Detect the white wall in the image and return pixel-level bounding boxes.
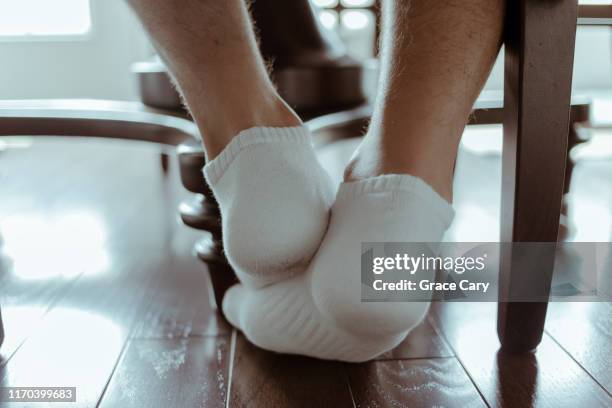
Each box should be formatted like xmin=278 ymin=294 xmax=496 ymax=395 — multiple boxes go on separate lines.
xmin=484 ymin=26 xmax=612 ymax=92
xmin=0 ymin=0 xmax=152 ymax=101
xmin=345 ymin=22 xmax=612 ymax=97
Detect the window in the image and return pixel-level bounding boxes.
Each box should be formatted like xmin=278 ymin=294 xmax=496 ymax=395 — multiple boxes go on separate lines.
xmin=0 ymin=0 xmax=91 ymax=38
xmin=312 ymin=0 xmax=378 ymax=59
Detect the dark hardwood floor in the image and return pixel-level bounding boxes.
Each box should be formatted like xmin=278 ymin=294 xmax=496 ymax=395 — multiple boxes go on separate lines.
xmin=0 ymin=131 xmax=611 ymax=407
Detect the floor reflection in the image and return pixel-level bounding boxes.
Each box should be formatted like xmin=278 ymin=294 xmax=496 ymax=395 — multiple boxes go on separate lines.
xmin=0 ymin=211 xmax=109 ymax=281
xmin=0 ymin=305 xmax=50 ymax=361
xmin=1 ymin=307 xmax=123 ymax=387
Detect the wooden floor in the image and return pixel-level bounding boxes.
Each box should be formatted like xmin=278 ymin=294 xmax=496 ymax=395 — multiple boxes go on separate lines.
xmin=0 ymin=132 xmax=611 ymax=407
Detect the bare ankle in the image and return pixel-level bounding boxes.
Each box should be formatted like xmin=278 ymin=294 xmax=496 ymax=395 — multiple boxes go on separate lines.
xmin=199 ymin=92 xmax=302 ymax=159
xmin=344 ymin=138 xmax=454 ymax=203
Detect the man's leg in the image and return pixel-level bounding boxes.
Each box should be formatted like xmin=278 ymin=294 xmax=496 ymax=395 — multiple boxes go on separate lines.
xmin=223 ymin=0 xmax=506 ymax=362
xmin=346 ymin=0 xmax=504 ymax=202
xmin=127 ymin=0 xmax=300 ymax=157
xmin=127 ymin=0 xmax=335 ymax=286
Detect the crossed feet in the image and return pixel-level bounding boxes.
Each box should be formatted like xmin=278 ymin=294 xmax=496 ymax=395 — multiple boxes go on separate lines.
xmin=203 ymin=126 xmax=454 ymax=362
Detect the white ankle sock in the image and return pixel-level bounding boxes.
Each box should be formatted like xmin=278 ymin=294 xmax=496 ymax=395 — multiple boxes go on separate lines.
xmin=222 ymin=174 xmax=455 ymax=362
xmin=203 ymin=126 xmax=335 ymax=288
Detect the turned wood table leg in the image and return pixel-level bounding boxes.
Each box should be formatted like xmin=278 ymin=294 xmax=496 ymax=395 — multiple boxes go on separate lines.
xmin=177 ymin=142 xmax=237 ymax=314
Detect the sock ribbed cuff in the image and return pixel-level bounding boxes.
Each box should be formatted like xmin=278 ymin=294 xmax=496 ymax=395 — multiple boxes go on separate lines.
xmin=335 ymin=174 xmax=455 ymax=229
xmin=203 ymin=126 xmax=311 ymax=184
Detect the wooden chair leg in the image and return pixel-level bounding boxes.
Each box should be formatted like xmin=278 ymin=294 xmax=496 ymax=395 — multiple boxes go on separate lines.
xmin=498 ymin=0 xmax=578 ymax=353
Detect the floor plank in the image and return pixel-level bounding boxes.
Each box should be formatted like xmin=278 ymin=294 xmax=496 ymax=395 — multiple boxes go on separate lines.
xmin=545 ymin=302 xmax=612 ymax=395
xmin=99 ymin=336 xmax=231 ymax=408
xmin=0 ymin=138 xmax=164 ymax=368
xmin=346 ymin=358 xmax=485 ymax=408
xmin=131 ymin=251 xmax=230 ymax=339
xmin=228 ymin=333 xmax=355 ymax=408
xmin=376 ymin=314 xmax=453 ymax=361
xmin=0 ymin=249 xmax=163 ymax=408
xmin=431 ymin=302 xmax=612 ymax=407
xmin=0 ymin=275 xmax=80 ymax=369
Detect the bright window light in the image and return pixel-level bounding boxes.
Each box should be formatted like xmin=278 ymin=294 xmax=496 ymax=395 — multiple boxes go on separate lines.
xmin=341 ymin=0 xmax=375 ymax=7
xmin=341 ymin=9 xmax=371 ymax=30
xmin=319 ymin=10 xmax=339 ymax=30
xmin=0 ymin=0 xmax=91 ymax=37
xmin=312 ymin=0 xmax=339 ymax=8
